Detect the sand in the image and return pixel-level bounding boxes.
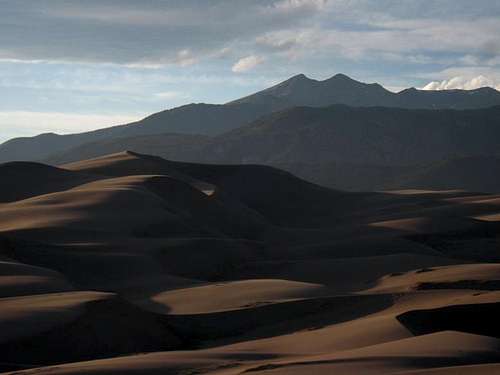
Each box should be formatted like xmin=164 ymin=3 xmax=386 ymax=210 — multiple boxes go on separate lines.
xmin=1 ymin=151 xmax=499 ymax=374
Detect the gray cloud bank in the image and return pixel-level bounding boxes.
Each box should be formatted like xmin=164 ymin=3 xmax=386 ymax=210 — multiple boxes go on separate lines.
xmin=1 ymin=0 xmax=499 ymax=70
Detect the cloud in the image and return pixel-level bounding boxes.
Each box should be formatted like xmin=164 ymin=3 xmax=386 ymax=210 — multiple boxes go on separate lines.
xmin=0 ymin=111 xmax=141 ymax=143
xmin=232 ymin=55 xmax=265 ymax=73
xmin=0 ymin=0 xmax=499 ymax=70
xmin=265 ymin=0 xmax=327 ymax=14
xmin=422 ymin=75 xmax=500 ymax=91
xmin=0 ymin=1 xmax=320 ymax=67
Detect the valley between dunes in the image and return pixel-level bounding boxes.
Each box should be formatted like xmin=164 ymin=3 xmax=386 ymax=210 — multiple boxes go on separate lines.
xmin=1 ymin=151 xmax=500 ymax=374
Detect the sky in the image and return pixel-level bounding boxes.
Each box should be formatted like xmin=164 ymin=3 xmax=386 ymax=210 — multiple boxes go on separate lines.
xmin=1 ymin=0 xmax=500 ymax=142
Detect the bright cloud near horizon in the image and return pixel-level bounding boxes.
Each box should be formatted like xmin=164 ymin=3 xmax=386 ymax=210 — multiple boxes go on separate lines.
xmin=422 ymin=75 xmax=500 ymax=91
xmin=232 ymin=55 xmax=265 ymax=73
xmin=1 ymin=0 xmax=500 ymax=142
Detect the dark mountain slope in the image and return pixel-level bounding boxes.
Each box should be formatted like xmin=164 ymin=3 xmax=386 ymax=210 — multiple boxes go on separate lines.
xmin=275 ymin=157 xmax=500 ymax=194
xmin=50 ymin=104 xmax=500 ymax=168
xmin=0 ymin=103 xmax=269 ymax=163
xmin=44 ymin=133 xmax=208 ymax=165
xmin=204 ymin=105 xmax=500 ymax=166
xmin=125 ymin=102 xmax=271 ymax=136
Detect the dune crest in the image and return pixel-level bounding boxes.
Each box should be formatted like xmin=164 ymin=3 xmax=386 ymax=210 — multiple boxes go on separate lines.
xmin=1 ymin=152 xmax=500 ymax=374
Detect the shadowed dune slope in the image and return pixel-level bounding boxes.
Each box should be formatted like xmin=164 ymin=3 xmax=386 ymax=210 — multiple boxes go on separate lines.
xmin=397 ymin=301 xmax=500 ymax=338
xmin=62 ymin=151 xmax=364 ymax=227
xmin=229 ymin=253 xmax=460 ymax=293
xmin=0 ymin=260 xmax=73 ymax=298
xmin=0 ymin=162 xmax=98 ymax=203
xmin=0 ymin=174 xmax=269 ymax=241
xmin=0 ymin=292 xmax=181 ymax=371
xmin=1 ymin=152 xmax=500 ymax=374
xmin=5 ymin=332 xmax=500 ymax=375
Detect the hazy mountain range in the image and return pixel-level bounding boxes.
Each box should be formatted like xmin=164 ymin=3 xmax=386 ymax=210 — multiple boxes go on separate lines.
xmin=2 ymin=73 xmax=500 ymax=192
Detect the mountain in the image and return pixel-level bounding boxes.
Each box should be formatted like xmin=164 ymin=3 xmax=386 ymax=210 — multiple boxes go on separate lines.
xmin=0 ymin=103 xmax=269 ymax=163
xmin=205 ymin=105 xmax=500 ymax=166
xmin=2 ymin=73 xmax=500 ymax=163
xmin=230 ymin=73 xmax=395 ymax=108
xmin=45 ymin=133 xmax=209 ymax=165
xmin=230 ymin=73 xmax=500 ymax=110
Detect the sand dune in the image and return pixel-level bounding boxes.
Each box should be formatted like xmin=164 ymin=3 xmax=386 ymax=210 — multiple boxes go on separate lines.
xmin=0 ymin=260 xmax=73 ymax=297
xmin=0 ymin=292 xmax=181 ymax=370
xmin=371 ymin=263 xmax=500 ymax=293
xmin=0 ymin=291 xmax=108 ymax=343
xmin=6 ymin=332 xmax=499 ymax=374
xmin=1 ymin=152 xmax=500 ymax=374
xmin=151 ymin=279 xmax=328 ymax=314
xmin=397 ymin=363 xmax=500 ymax=374
xmin=0 ymin=161 xmax=97 ymax=203
xmin=62 ymin=151 xmax=211 ymax=191
xmin=230 ymin=254 xmax=459 ymax=293
xmin=62 ymin=151 xmax=360 ymax=228
xmin=397 ymin=299 xmax=500 ymax=338
xmin=0 ymin=174 xmax=268 ymax=242
xmin=239 ymin=332 xmax=500 ymax=375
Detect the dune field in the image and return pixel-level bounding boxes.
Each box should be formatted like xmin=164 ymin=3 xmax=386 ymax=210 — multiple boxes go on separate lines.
xmin=0 ymin=151 xmax=499 ymax=374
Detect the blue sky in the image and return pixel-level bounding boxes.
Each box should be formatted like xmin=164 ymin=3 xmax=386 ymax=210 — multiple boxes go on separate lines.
xmin=1 ymin=0 xmax=500 ymax=142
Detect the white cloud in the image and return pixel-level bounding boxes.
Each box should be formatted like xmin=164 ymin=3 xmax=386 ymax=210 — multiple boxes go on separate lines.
xmin=0 ymin=112 xmax=142 ymax=143
xmin=253 ymin=16 xmax=500 ymax=65
xmin=422 ymin=75 xmax=500 ymax=91
xmin=173 ymin=49 xmax=198 ymax=67
xmin=267 ymin=0 xmax=327 ymax=13
xmin=232 ymin=55 xmax=264 ymax=73
xmin=121 ymin=49 xmax=199 ymax=69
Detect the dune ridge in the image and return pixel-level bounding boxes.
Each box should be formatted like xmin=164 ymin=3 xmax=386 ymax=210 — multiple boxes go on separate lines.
xmin=1 ymin=151 xmax=499 ymax=374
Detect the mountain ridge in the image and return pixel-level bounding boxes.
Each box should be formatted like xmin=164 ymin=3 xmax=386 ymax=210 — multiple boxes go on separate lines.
xmin=2 ymin=73 xmax=500 ymax=163
xmin=229 ymin=73 xmax=500 ymax=109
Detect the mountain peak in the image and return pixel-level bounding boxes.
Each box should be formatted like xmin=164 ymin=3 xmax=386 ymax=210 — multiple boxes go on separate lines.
xmin=280 ymin=73 xmax=314 ymax=85
xmin=289 ymin=73 xmax=309 ymax=80
xmin=328 ymin=73 xmax=355 ymax=81
xmin=266 ymin=73 xmax=316 ymax=96
xmin=284 ymin=73 xmax=359 ymax=84
xmin=325 ymin=73 xmax=382 ymax=87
